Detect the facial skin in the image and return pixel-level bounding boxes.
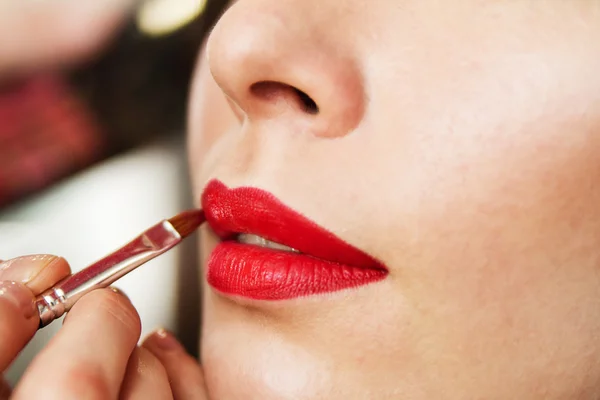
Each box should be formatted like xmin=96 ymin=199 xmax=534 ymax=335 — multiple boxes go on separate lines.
xmin=188 ymin=1 xmax=600 ymax=398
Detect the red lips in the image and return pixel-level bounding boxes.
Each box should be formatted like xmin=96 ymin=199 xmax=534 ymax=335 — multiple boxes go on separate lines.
xmin=201 ymin=180 xmax=387 ymax=300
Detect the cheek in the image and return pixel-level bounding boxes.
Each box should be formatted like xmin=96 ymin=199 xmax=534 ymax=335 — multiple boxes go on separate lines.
xmin=187 ymin=51 xmax=241 ymax=193
xmin=397 ymin=116 xmax=600 ymax=290
xmin=360 ymin=36 xmax=600 ymax=281
xmin=379 ymin=110 xmax=600 ymax=386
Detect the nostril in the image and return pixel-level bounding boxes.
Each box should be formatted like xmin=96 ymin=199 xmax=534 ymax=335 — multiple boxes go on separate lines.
xmin=292 ymin=87 xmax=319 ymax=114
xmin=249 ymin=81 xmax=319 ymax=115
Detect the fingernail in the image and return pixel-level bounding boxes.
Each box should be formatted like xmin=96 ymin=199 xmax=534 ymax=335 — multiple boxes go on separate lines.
xmin=0 ymin=281 xmax=36 ymax=319
xmin=0 ymin=255 xmax=59 ymax=289
xmin=151 ymin=328 xmax=182 ymax=351
xmin=109 ymin=286 xmax=131 ymax=301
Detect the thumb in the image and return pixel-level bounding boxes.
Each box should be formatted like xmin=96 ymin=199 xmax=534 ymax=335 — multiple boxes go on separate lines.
xmin=0 ymin=255 xmax=71 ymax=372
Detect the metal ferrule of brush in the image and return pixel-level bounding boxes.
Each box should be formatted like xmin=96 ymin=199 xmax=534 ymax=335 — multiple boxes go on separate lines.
xmin=35 ymin=220 xmax=182 ymax=328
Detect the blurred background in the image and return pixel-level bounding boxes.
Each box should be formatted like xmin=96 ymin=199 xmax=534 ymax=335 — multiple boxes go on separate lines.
xmin=0 ymin=0 xmax=227 ymax=384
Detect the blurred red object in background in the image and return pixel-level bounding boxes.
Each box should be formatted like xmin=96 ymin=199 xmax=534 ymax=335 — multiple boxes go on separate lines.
xmin=0 ymin=75 xmax=106 ymax=208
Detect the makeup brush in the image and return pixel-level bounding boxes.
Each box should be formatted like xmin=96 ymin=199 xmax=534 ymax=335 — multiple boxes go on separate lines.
xmin=35 ymin=209 xmax=205 ymax=328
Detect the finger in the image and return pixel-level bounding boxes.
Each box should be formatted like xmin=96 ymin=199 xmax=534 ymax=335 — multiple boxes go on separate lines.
xmin=0 ymin=0 xmax=135 ymax=76
xmin=143 ymin=329 xmax=209 ymax=400
xmin=0 ymin=255 xmax=71 ymax=295
xmin=60 ymin=287 xmax=129 ymax=327
xmin=0 ymin=255 xmax=69 ymax=371
xmin=0 ymin=282 xmax=37 ymax=372
xmin=13 ymin=289 xmax=141 ymax=400
xmin=119 ymin=347 xmax=173 ymax=400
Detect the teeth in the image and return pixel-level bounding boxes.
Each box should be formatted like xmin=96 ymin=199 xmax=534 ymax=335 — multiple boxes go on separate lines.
xmin=237 ymin=233 xmax=299 ymax=253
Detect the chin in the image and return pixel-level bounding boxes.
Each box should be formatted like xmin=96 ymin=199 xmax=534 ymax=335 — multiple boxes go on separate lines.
xmin=201 ymin=328 xmax=334 ymax=400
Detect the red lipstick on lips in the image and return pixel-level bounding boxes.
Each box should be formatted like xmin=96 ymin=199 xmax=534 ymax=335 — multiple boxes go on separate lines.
xmin=201 ymin=180 xmax=388 ymax=300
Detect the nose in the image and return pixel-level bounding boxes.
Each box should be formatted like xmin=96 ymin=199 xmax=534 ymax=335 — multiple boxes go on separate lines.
xmin=206 ymin=2 xmax=365 ymax=138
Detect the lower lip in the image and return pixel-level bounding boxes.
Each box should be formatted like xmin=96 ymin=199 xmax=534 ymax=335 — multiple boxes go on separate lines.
xmin=207 ymin=242 xmax=387 ymax=300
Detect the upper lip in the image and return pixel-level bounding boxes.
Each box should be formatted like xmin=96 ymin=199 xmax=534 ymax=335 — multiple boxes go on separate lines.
xmin=201 ymin=179 xmax=386 ymax=270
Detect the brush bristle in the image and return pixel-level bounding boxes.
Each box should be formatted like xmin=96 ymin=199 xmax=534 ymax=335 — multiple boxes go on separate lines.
xmin=168 ymin=209 xmax=205 ymax=238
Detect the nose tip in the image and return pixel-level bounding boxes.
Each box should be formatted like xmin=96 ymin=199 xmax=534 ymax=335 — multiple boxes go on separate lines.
xmin=206 ymin=4 xmax=365 ymax=138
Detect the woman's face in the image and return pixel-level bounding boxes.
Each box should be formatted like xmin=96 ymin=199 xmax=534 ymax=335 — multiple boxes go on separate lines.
xmin=188 ymin=1 xmax=600 ymax=398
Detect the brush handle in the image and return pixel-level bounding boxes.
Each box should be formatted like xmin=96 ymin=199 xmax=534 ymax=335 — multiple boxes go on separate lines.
xmin=35 ymin=220 xmax=181 ymax=328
